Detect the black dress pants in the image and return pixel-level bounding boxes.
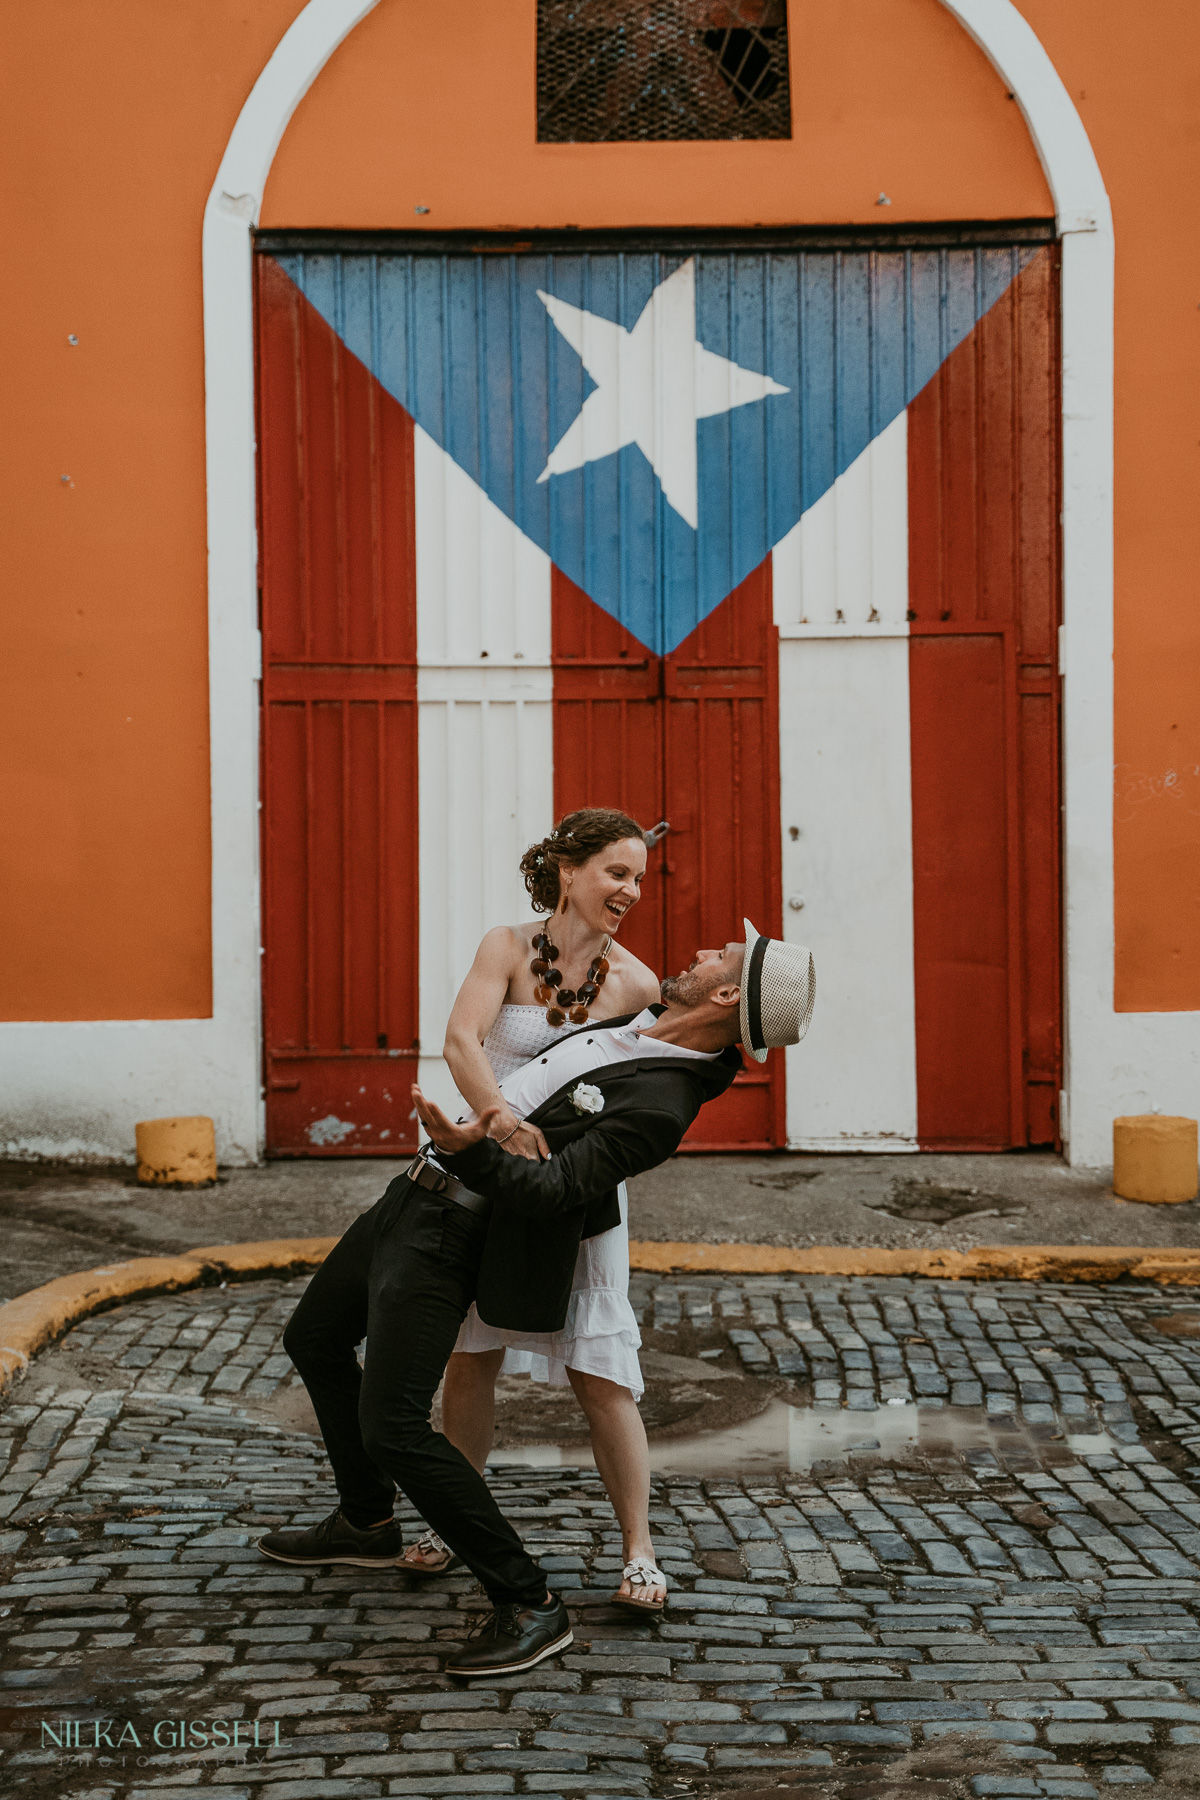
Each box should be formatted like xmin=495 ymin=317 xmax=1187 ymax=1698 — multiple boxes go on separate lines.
xmin=282 ymin=1177 xmax=546 ymax=1607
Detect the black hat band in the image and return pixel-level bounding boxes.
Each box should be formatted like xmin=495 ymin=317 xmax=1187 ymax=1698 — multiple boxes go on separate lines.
xmin=746 ymin=931 xmax=769 ymax=1053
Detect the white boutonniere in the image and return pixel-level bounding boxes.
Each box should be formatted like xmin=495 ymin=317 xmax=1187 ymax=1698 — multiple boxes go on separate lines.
xmin=570 ymin=1081 xmax=605 ymax=1116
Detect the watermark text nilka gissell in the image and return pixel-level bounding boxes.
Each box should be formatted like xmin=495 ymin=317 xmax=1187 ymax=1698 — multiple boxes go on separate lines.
xmin=42 ymin=1716 xmax=286 ymax=1755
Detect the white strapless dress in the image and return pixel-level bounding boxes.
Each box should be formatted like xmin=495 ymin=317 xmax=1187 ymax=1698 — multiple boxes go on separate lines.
xmin=451 ymin=1003 xmax=644 ymax=1401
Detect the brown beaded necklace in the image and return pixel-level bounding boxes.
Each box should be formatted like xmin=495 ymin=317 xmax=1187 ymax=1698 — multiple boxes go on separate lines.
xmin=531 ymin=928 xmax=612 ymax=1027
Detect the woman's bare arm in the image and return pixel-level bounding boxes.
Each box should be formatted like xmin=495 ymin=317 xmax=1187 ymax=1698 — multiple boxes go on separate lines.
xmin=442 ymin=927 xmax=549 ymax=1161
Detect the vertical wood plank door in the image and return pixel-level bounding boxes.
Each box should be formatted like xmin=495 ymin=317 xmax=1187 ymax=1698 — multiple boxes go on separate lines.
xmin=256 ymin=233 xmax=1061 ymax=1158
xmin=551 ymin=568 xmax=668 ymax=979
xmin=553 ymin=560 xmax=785 ymax=1149
xmin=256 ymin=258 xmax=421 ymax=1156
xmin=907 ymin=249 xmax=1062 ymax=1149
xmin=665 ymin=562 xmax=785 ymax=1148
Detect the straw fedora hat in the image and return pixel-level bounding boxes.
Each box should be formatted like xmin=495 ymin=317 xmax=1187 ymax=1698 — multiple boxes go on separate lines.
xmin=738 ymin=918 xmax=816 ymax=1064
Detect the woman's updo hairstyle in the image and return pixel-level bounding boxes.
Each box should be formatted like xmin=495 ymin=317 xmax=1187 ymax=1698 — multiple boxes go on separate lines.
xmin=520 ymin=808 xmax=647 ymax=915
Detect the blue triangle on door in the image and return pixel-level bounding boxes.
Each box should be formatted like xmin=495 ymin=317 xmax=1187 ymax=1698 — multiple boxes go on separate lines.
xmin=270 ymin=245 xmax=1044 ymax=656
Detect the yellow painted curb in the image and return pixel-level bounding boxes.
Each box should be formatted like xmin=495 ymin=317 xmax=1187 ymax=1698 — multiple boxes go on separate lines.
xmin=0 ymin=1237 xmax=336 ymax=1401
xmin=1 ymin=1233 xmax=1198 ymax=1405
xmin=628 ymin=1240 xmax=1200 ymax=1284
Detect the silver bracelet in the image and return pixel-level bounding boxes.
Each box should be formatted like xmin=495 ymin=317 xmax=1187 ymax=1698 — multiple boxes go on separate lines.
xmin=494 ymin=1116 xmax=525 ymax=1145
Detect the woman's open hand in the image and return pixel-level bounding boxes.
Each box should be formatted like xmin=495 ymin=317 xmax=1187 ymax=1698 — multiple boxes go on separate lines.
xmin=411 ymin=1086 xmax=501 ymax=1157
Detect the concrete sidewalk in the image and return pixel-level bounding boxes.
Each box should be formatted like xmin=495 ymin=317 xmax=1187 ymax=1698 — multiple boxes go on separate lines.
xmin=1 ymin=1151 xmax=1196 ymax=1305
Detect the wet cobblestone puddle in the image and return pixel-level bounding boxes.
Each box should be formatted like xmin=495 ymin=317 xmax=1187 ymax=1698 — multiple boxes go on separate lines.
xmin=3 ymin=1273 xmax=1200 ymax=1799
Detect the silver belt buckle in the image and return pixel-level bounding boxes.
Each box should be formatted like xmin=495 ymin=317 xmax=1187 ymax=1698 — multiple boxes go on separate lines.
xmin=410 ymin=1149 xmax=449 ymax=1193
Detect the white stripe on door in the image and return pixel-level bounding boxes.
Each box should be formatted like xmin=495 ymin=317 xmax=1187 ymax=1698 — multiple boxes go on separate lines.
xmin=773 ymin=413 xmax=919 ymax=1150
xmin=414 ymin=425 xmax=553 ymax=1115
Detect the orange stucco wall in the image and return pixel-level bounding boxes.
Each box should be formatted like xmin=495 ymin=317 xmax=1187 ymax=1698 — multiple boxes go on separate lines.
xmin=262 ymin=0 xmax=1051 ymax=228
xmin=0 ymin=0 xmax=307 ymax=1020
xmin=1009 ymin=0 xmax=1200 ymax=1013
xmin=2 ymin=0 xmax=1198 ymax=1019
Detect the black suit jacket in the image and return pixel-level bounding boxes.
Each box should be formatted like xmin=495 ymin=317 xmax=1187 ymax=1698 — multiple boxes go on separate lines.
xmin=439 ymin=1014 xmax=741 ymax=1334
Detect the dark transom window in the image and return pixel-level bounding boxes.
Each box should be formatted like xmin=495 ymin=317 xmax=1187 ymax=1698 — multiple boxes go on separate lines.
xmin=536 ymin=0 xmax=792 ymax=143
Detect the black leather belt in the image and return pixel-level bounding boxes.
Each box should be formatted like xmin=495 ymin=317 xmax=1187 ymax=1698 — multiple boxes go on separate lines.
xmin=406 ymin=1150 xmax=492 ymax=1217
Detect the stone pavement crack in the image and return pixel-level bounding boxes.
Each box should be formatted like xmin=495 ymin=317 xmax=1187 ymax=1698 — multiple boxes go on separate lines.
xmin=1 ymin=1274 xmax=1199 ymax=1798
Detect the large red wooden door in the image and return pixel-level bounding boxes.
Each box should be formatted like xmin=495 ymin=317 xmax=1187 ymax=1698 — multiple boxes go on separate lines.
xmin=553 ymin=561 xmax=785 ymax=1148
xmin=551 ymin=572 xmax=667 ymax=976
xmin=256 ymin=258 xmax=421 ymax=1156
xmin=907 ymin=248 xmax=1061 ymax=1149
xmin=254 ymin=233 xmax=1059 ymax=1158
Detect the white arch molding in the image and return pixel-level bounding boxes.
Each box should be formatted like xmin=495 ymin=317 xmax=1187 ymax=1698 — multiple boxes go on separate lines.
xmin=12 ymin=0 xmax=1193 ymax=1166
xmin=201 ymin=0 xmax=1131 ymax=1165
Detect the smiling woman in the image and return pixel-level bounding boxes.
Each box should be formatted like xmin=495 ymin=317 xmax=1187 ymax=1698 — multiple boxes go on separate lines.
xmin=442 ymin=807 xmax=660 ymax=1158
xmin=410 ymin=805 xmax=667 ymax=1608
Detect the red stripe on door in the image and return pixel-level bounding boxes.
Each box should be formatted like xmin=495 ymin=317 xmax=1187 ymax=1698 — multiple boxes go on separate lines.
xmin=908 ymin=247 xmax=1062 ymax=1150
xmin=909 ymin=632 xmax=1014 ymax=1147
xmin=552 ymin=561 xmax=785 ymax=1149
xmin=256 ymin=257 xmax=420 ymax=1156
xmin=550 ymin=571 xmax=666 ymax=979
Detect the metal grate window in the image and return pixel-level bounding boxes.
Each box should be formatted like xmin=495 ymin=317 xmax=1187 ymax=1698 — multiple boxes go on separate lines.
xmin=537 ymin=0 xmax=792 ymax=143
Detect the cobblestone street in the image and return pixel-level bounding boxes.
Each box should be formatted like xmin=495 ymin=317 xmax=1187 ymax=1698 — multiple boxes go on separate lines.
xmin=3 ymin=1272 xmax=1200 ymax=1800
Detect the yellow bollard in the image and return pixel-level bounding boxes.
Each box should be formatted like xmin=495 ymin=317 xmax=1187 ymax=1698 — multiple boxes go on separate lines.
xmin=1112 ymin=1115 xmax=1198 ymax=1205
xmin=135 ymin=1116 xmax=218 ymax=1187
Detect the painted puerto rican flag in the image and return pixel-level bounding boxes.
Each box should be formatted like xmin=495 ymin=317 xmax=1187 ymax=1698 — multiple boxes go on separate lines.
xmin=265 ymin=241 xmax=1056 ymax=1152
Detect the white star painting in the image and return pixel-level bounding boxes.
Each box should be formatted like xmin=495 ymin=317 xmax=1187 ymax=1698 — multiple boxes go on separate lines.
xmin=536 ymin=257 xmax=789 ymax=530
